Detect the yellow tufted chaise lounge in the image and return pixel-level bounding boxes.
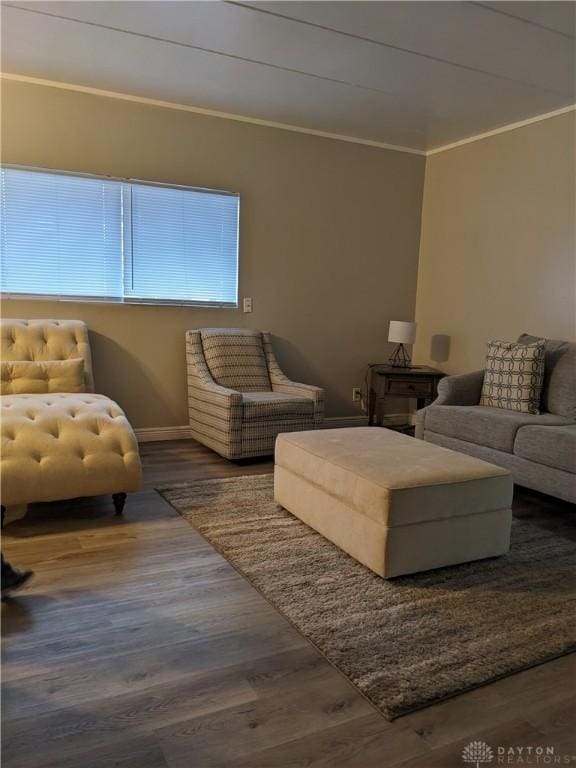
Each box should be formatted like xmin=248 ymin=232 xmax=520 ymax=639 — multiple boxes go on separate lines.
xmin=1 ymin=319 xmax=142 ymax=523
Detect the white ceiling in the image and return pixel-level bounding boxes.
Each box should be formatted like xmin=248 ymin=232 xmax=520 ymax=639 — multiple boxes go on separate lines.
xmin=2 ymin=1 xmax=575 ymax=152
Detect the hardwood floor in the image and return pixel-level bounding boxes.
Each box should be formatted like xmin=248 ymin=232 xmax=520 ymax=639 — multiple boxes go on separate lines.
xmin=2 ymin=440 xmax=575 ymax=768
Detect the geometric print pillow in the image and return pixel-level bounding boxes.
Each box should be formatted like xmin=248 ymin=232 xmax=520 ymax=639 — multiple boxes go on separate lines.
xmin=479 ymin=339 xmax=546 ymax=414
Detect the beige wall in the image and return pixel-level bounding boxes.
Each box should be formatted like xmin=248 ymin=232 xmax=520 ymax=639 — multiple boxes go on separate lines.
xmin=414 ymin=111 xmax=576 ymax=373
xmin=1 ymin=79 xmax=425 ymax=428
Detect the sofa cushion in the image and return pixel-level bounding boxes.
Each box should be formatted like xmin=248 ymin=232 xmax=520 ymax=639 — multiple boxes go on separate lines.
xmin=519 ymin=334 xmax=576 ymax=420
xmin=242 ymin=391 xmax=314 ymax=421
xmin=1 ymin=359 xmax=85 ymax=396
xmin=514 ymin=425 xmax=576 ymax=475
xmin=425 ymin=405 xmax=571 ymax=453
xmin=480 ymin=339 xmax=545 ymax=414
xmin=200 ymin=329 xmax=271 ymax=393
xmin=1 ymin=393 xmax=141 ymax=506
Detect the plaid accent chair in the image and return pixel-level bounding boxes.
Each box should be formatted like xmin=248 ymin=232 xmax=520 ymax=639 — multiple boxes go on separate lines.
xmin=186 ymin=328 xmax=324 ymax=459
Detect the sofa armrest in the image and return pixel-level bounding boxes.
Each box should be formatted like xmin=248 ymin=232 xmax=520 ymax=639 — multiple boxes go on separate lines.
xmin=434 ymin=370 xmax=485 ymax=406
xmin=415 ymin=370 xmax=484 ymax=440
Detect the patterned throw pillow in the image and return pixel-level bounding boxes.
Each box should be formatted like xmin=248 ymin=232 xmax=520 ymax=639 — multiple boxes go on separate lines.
xmin=480 ymin=339 xmax=545 ymax=414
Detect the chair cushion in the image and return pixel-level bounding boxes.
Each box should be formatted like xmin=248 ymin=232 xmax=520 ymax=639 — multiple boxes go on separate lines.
xmin=479 ymin=338 xmax=545 ymax=414
xmin=242 ymin=391 xmax=314 ymax=421
xmin=1 ymin=393 xmax=141 ymax=506
xmin=1 ymin=359 xmax=85 ymax=395
xmin=519 ymin=334 xmax=576 ymax=420
xmin=514 ymin=425 xmax=576 ymax=474
xmin=425 ymin=405 xmax=571 ymax=453
xmin=200 ymin=329 xmax=271 ymax=393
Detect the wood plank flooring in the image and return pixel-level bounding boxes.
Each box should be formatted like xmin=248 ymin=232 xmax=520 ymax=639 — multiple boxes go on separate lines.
xmin=2 ymin=439 xmax=575 ymax=768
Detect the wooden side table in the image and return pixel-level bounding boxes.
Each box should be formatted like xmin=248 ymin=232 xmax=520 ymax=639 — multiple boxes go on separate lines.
xmin=366 ymin=365 xmax=444 ymax=427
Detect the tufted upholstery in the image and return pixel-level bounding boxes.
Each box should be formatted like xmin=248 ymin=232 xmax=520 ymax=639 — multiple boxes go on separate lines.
xmin=1 ymin=359 xmax=85 ymax=395
xmin=1 ymin=394 xmax=141 ymax=506
xmin=187 ymin=328 xmax=324 ymax=459
xmin=1 ymin=319 xmax=142 ymax=510
xmin=1 ymin=319 xmax=95 ymax=392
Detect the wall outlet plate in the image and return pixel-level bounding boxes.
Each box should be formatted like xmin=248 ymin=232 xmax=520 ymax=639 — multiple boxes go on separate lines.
xmin=242 ymin=297 xmax=253 ymax=313
xmin=352 ymin=387 xmax=362 ymax=402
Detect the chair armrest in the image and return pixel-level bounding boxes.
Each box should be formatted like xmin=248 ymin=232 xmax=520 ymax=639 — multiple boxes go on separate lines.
xmin=186 ymin=330 xmax=244 ymax=457
xmin=273 ymin=381 xmax=325 ymax=426
xmin=434 ymin=370 xmax=485 ymax=406
xmin=272 ymin=381 xmax=324 ymax=401
xmin=262 ymin=332 xmax=325 ymax=422
xmin=189 ymin=378 xmax=242 ymax=407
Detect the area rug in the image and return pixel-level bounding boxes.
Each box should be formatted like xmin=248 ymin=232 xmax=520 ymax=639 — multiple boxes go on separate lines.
xmin=159 ymin=474 xmax=576 ymax=719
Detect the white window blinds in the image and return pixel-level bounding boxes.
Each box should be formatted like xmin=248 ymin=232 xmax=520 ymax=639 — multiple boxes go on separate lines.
xmin=0 ymin=167 xmax=239 ymax=306
xmin=1 ymin=168 xmax=123 ymax=300
xmin=126 ymin=183 xmax=239 ymax=305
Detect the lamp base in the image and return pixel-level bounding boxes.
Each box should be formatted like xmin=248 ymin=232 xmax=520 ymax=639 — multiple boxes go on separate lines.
xmin=389 ymin=343 xmax=412 ymax=368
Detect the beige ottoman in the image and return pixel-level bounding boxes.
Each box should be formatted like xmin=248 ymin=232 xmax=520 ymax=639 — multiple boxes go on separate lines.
xmin=274 ymin=428 xmax=513 ymax=578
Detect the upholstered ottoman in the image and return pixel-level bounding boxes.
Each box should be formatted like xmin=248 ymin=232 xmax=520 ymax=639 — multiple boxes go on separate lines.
xmin=1 ymin=393 xmax=141 ymax=510
xmin=274 ymin=428 xmax=513 ymax=578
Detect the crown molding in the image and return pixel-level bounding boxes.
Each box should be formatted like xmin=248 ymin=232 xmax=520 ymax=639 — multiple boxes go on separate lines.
xmin=427 ymin=103 xmax=576 ymax=155
xmin=2 ymin=73 xmax=573 ymax=158
xmin=0 ymin=73 xmax=426 ymax=156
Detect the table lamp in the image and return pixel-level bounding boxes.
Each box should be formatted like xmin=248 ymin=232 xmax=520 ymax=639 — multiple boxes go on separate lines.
xmin=388 ymin=321 xmax=417 ymax=368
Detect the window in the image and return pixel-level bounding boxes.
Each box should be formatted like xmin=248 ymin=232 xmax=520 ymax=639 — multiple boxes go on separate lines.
xmin=0 ymin=167 xmax=239 ymax=306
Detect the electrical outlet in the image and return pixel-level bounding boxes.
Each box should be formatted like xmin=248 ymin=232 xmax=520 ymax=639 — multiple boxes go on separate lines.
xmin=242 ymin=297 xmax=253 ymax=313
xmin=352 ymin=387 xmax=362 ymax=402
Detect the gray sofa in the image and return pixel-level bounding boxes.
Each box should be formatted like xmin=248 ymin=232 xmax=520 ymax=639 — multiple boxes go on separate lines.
xmin=415 ymin=334 xmax=576 ymax=503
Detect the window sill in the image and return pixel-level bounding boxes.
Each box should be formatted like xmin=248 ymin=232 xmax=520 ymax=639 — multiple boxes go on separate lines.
xmin=1 ymin=294 xmax=239 ymax=309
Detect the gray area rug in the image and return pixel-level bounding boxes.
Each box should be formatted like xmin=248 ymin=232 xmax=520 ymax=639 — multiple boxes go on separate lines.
xmin=159 ymin=474 xmax=576 ymax=719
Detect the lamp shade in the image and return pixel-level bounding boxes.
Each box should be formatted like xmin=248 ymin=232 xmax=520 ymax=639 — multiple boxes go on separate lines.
xmin=388 ymin=320 xmax=417 ymax=345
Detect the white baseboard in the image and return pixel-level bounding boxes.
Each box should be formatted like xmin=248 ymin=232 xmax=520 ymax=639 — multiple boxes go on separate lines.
xmin=324 ymin=415 xmax=369 ymax=428
xmin=384 ymin=412 xmax=416 ymax=427
xmin=135 ymin=426 xmax=194 ymax=442
xmin=134 ymin=414 xmax=414 ymax=443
